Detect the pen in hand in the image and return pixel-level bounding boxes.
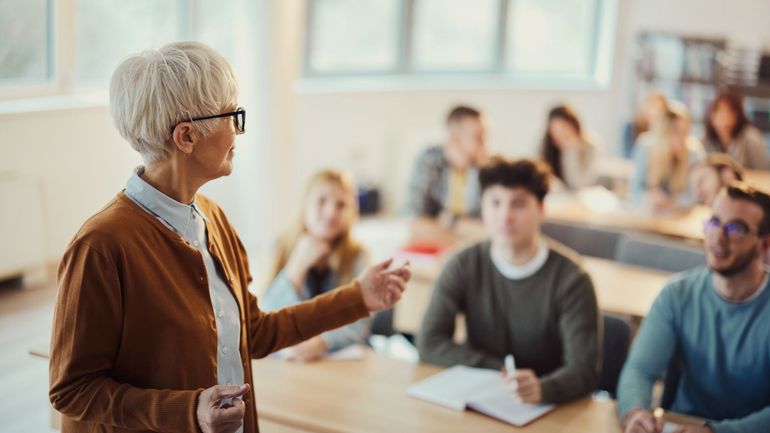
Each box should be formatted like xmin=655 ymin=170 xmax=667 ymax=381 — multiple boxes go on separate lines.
xmin=504 ymin=354 xmax=517 ymax=391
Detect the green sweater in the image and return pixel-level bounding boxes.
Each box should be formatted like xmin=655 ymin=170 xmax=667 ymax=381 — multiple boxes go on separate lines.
xmin=416 ymin=239 xmax=601 ymax=404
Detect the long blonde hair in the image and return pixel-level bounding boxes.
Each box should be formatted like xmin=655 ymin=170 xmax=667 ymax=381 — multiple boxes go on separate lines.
xmin=270 ymin=169 xmax=363 ymax=285
xmin=647 ymin=105 xmax=692 ymax=194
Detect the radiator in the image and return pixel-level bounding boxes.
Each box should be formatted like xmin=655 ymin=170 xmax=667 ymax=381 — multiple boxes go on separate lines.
xmin=0 ymin=173 xmax=46 ymax=281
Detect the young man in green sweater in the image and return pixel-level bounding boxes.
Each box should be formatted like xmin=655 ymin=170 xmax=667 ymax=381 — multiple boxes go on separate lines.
xmin=618 ymin=183 xmax=770 ymax=433
xmin=416 ymin=156 xmax=601 ymax=405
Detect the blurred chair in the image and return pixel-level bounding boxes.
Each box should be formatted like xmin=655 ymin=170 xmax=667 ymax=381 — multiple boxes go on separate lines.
xmin=614 ymin=234 xmax=705 ymax=273
xmin=542 ymin=221 xmax=623 ymax=260
xmin=597 ymin=314 xmax=632 ymax=397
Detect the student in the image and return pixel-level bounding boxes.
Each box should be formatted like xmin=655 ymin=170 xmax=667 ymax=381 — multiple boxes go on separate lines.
xmin=703 ymin=90 xmax=770 ymax=170
xmin=262 ymin=169 xmax=371 ymax=361
xmin=630 ymin=103 xmax=705 ymax=210
xmin=540 ymin=104 xmax=600 ymax=190
xmin=623 ymin=92 xmax=669 ymax=158
xmin=416 ymin=156 xmax=601 ymax=405
xmin=691 ymin=154 xmax=744 ymax=206
xmin=407 ymin=105 xmax=487 ymax=220
xmin=618 ymin=183 xmax=770 ymax=433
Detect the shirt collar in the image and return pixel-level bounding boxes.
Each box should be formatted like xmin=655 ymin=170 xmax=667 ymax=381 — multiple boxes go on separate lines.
xmin=124 ymin=166 xmax=208 ymax=235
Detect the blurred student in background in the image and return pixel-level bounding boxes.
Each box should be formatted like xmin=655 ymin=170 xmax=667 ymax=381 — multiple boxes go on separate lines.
xmin=703 ymin=90 xmax=770 ymax=170
xmin=630 ymin=103 xmax=705 ymax=211
xmin=417 ymin=157 xmax=600 ymax=405
xmin=262 ymin=170 xmax=371 ymax=362
xmin=691 ymin=154 xmax=744 ymax=206
xmin=623 ymin=91 xmax=669 ymax=158
xmin=407 ymin=105 xmax=487 ymax=223
xmin=540 ymin=104 xmax=599 ymax=191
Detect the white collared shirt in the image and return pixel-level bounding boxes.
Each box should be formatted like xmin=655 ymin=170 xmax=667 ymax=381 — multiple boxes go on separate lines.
xmin=124 ymin=167 xmax=244 ymax=431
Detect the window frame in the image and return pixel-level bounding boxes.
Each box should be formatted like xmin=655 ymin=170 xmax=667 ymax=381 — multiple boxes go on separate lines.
xmin=301 ymin=0 xmax=618 ymax=89
xmin=0 ymin=0 xmax=235 ymax=102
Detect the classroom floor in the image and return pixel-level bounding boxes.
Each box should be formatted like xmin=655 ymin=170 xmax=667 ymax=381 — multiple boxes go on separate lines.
xmin=0 ymin=276 xmax=58 ymax=433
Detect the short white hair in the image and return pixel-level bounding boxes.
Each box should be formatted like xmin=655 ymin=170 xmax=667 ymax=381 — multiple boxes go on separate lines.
xmin=109 ymin=41 xmax=238 ymax=162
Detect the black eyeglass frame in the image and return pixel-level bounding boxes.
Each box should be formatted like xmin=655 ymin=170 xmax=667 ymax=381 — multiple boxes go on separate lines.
xmin=172 ymin=107 xmax=246 ymax=134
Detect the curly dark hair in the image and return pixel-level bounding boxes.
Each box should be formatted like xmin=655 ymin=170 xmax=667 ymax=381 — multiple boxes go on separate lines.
xmin=725 ymin=182 xmax=770 ymax=235
xmin=479 ymin=156 xmax=551 ymax=202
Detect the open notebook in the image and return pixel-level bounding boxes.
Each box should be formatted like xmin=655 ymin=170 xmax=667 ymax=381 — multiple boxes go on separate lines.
xmin=407 ymin=365 xmax=555 ymax=427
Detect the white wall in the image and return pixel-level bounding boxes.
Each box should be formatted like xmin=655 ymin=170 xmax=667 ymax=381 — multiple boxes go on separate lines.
xmin=0 ymin=106 xmax=140 ymax=262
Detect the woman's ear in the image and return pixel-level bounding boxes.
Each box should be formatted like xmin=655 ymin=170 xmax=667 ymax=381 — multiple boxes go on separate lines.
xmin=171 ymin=122 xmax=197 ymax=155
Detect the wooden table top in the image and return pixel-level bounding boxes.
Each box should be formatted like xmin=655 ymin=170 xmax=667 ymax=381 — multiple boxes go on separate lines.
xmin=544 ymin=191 xmax=710 ymax=242
xmin=251 ymin=350 xmax=625 ymax=433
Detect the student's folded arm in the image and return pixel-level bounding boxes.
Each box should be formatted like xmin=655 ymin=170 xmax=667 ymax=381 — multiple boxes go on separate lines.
xmin=319 ymin=254 xmax=374 ymax=351
xmin=260 ymin=270 xmax=303 ymax=311
xmin=539 ymin=272 xmax=601 ymax=404
xmin=320 ymin=316 xmax=372 ymax=351
xmin=416 ymin=257 xmax=501 ymax=369
xmin=710 ymin=406 xmax=770 ymax=433
xmin=246 ymin=281 xmax=370 ymax=359
xmin=616 ymin=284 xmax=679 ymax=420
xmin=260 ymin=270 xmax=371 ymax=351
xmin=629 ymin=140 xmax=650 ymax=202
xmin=49 ymin=242 xmax=201 ymax=432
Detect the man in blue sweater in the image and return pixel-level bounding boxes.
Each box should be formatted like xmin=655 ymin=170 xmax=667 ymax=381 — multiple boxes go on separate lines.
xmin=618 ymin=183 xmax=770 ymax=433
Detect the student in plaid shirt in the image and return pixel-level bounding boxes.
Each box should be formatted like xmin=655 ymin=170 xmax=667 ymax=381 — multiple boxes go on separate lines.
xmin=406 ymin=105 xmax=487 ymax=220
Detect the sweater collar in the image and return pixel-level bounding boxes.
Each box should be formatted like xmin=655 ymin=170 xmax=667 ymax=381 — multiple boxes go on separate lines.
xmin=490 ymin=238 xmax=550 ymax=280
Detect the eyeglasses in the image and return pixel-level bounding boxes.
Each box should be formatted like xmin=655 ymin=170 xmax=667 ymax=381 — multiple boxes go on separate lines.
xmin=173 ymin=107 xmax=246 ymax=135
xmin=703 ymin=217 xmax=760 ymax=242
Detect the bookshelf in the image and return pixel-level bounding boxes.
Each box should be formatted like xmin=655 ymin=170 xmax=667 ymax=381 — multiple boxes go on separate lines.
xmin=633 ymin=31 xmax=770 ymax=139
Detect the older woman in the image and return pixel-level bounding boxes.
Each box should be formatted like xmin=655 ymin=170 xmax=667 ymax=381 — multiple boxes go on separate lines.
xmin=48 ymin=41 xmax=410 ymax=433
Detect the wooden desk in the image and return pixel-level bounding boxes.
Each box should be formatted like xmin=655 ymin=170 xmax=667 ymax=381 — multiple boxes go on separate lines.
xmin=545 ymin=191 xmax=709 ymax=242
xmin=744 ymin=169 xmax=770 ymax=192
xmin=261 ymin=418 xmax=316 ymax=433
xmin=251 ymin=350 xmax=624 ymax=433
xmin=393 ymin=256 xmax=671 ymax=335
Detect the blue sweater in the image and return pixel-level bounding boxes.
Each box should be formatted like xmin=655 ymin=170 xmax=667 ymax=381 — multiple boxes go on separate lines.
xmin=618 ymin=266 xmax=770 ymax=433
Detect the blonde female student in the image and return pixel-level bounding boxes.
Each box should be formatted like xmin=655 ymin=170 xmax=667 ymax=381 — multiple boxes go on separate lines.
xmin=262 ymin=169 xmax=371 ymax=361
xmin=630 ymin=103 xmax=705 ymax=211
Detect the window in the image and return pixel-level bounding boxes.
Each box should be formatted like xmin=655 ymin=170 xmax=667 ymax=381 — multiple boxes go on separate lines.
xmin=306 ymin=0 xmax=402 ymax=74
xmin=0 ymin=0 xmax=241 ymax=97
xmin=76 ymin=0 xmax=181 ymax=85
xmin=304 ymin=0 xmax=617 ymax=87
xmin=412 ymin=0 xmax=499 ymax=72
xmin=0 ymin=0 xmax=52 ymax=85
xmin=506 ymin=0 xmax=598 ymax=76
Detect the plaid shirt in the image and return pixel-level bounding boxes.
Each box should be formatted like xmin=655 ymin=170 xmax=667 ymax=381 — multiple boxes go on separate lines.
xmin=406 ymin=145 xmax=481 ymax=218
